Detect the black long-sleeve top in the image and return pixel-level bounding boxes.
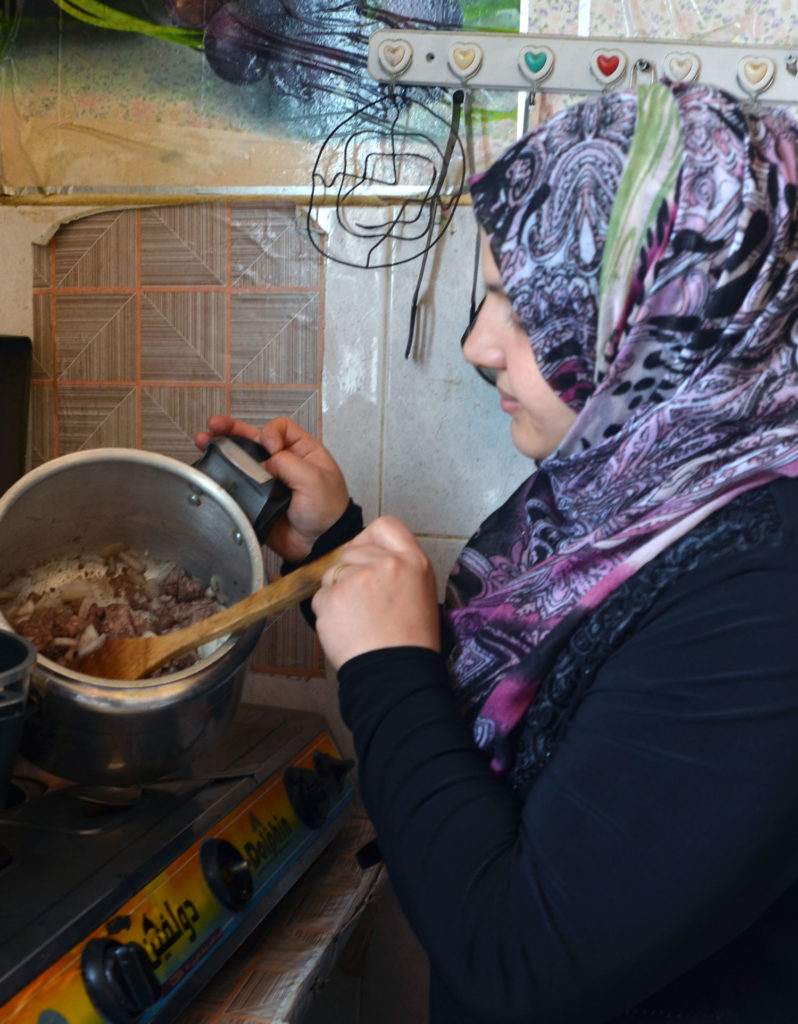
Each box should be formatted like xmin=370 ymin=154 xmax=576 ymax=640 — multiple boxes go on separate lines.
xmin=320 ymin=481 xmax=798 ymax=1023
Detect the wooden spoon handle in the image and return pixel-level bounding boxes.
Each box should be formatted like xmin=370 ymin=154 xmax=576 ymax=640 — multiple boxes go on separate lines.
xmin=191 ymin=544 xmax=344 ymax=638
xmin=155 ymin=544 xmax=345 ymax=660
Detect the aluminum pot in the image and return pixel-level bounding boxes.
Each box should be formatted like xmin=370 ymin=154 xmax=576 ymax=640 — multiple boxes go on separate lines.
xmin=0 ymin=444 xmax=284 ymax=787
xmin=0 ymin=630 xmax=36 ymax=807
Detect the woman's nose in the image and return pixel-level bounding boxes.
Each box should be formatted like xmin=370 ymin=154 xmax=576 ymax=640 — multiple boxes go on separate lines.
xmin=461 ymin=299 xmax=502 ymax=385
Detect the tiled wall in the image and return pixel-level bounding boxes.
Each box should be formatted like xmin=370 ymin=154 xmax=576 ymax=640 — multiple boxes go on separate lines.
xmin=29 ymin=203 xmax=325 ymax=676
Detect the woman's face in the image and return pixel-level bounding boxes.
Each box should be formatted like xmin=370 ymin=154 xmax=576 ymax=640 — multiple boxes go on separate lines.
xmin=461 ymin=236 xmax=578 ymax=461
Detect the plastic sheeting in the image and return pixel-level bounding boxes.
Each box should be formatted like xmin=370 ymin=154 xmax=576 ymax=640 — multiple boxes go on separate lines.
xmin=1 ymin=1 xmax=793 ymax=193
xmin=0 ymin=1 xmax=522 ymax=195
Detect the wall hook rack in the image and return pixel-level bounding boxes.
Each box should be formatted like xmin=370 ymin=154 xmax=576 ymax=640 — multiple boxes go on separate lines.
xmin=367 ymin=30 xmax=798 ymax=106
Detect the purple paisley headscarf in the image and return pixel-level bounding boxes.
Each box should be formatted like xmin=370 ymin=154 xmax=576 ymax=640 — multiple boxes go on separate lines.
xmin=444 ymin=80 xmax=798 ymax=773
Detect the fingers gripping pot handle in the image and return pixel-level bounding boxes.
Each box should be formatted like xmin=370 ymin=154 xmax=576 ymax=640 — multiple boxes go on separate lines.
xmin=194 ymin=436 xmax=290 ymax=542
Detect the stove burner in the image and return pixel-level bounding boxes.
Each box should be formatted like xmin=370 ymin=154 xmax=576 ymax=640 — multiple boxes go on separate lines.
xmin=2 ymin=782 xmax=161 ymax=835
xmin=2 ymin=771 xmax=47 ymax=810
xmin=71 ymin=784 xmax=145 ymax=807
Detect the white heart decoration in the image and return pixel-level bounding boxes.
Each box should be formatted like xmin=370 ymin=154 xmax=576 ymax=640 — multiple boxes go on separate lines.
xmin=377 ymin=38 xmax=413 ymax=78
xmin=447 ymin=42 xmax=483 ymax=80
xmin=663 ymin=51 xmax=700 ymax=83
xmin=590 ymin=49 xmax=627 ymax=87
xmin=737 ymin=55 xmax=776 ymax=96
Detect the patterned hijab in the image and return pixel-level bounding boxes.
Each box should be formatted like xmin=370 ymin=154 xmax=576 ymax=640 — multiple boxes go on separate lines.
xmin=445 ymin=80 xmax=798 ymax=773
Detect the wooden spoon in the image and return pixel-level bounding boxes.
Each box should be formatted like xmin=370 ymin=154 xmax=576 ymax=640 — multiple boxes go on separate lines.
xmin=79 ymin=545 xmax=345 ymax=681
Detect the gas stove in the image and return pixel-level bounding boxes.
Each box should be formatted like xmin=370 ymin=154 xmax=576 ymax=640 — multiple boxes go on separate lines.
xmin=0 ymin=703 xmax=355 ymax=1024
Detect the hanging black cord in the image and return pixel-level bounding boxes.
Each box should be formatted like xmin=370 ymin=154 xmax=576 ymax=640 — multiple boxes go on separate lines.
xmin=404 ymin=88 xmax=465 ymax=359
xmin=468 ymin=221 xmax=481 ymax=323
xmin=462 ymin=89 xmax=482 ymax=339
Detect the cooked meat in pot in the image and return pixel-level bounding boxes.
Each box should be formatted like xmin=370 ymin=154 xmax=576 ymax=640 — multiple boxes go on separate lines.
xmin=0 ymin=546 xmax=224 ymax=675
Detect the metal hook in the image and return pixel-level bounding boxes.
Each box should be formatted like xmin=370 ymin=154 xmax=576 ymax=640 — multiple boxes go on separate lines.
xmin=629 ymin=58 xmax=655 ymax=87
xmin=523 ymin=89 xmax=537 ymax=135
xmin=461 ymin=85 xmax=473 ymax=119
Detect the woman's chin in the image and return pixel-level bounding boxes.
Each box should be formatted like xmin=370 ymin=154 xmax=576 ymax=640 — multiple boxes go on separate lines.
xmin=509 ymin=419 xmax=541 ymax=461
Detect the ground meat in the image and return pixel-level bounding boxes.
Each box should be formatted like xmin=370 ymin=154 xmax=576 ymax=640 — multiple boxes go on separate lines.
xmin=1 ymin=548 xmax=224 ymax=675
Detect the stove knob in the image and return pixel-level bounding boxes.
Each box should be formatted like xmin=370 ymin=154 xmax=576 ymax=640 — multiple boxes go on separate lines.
xmin=82 ymin=937 xmax=161 ymax=1024
xmin=313 ymin=751 xmax=355 ymax=790
xmin=284 ymin=764 xmax=330 ymax=829
xmin=200 ymin=837 xmax=254 ymax=912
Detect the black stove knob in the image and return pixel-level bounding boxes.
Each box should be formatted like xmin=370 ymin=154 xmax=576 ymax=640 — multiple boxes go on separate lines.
xmin=82 ymin=937 xmax=161 ymax=1024
xmin=284 ymin=763 xmax=334 ymax=830
xmin=313 ymin=751 xmax=355 ymax=789
xmin=200 ymin=837 xmax=254 ymax=912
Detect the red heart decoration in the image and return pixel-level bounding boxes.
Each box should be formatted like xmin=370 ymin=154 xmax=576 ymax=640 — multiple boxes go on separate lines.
xmin=597 ymin=54 xmax=620 ymax=77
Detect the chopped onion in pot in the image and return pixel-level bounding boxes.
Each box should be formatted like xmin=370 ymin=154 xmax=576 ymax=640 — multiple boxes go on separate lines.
xmin=1 ymin=546 xmax=226 ymax=677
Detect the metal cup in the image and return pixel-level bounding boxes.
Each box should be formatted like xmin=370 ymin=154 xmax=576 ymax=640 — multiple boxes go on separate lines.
xmin=0 ymin=631 xmax=36 ymax=808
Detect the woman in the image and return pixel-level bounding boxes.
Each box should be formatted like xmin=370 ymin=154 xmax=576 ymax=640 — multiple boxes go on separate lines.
xmin=196 ymin=80 xmax=798 ymax=1022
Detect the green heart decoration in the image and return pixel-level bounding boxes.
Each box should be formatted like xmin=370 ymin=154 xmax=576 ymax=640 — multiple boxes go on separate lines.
xmin=519 ymin=47 xmax=554 ymax=84
xmin=525 ymin=52 xmax=548 ymax=74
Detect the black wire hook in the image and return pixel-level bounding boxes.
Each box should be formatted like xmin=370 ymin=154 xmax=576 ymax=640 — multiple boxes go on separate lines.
xmin=405 ymin=88 xmax=465 ymax=359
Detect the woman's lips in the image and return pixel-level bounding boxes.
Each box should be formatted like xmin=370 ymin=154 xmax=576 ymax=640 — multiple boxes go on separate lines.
xmin=498 ymin=388 xmax=520 ymax=414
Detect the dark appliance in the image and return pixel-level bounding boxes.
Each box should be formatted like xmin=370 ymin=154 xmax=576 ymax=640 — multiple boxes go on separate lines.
xmin=0 ymin=703 xmax=355 ymax=1023
xmin=0 ymin=335 xmax=32 ymax=496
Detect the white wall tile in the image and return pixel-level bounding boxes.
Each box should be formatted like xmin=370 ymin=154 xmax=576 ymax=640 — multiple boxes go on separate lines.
xmin=381 ymin=207 xmax=532 ymax=539
xmin=416 ymin=536 xmax=467 ymax=601
xmin=315 ymin=207 xmax=386 ymax=530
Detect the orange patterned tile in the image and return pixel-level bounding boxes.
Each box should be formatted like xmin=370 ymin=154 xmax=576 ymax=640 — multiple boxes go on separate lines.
xmin=35 ymin=203 xmax=324 ymax=676
xmin=141 ymin=291 xmax=226 ymax=382
xmin=141 ymin=205 xmax=227 ymax=287
xmin=56 ymin=385 xmax=137 ymax=453
xmin=230 ymin=388 xmax=319 ymax=436
xmin=31 ymin=291 xmax=54 ymax=381
xmin=231 ymin=203 xmax=321 ymax=289
xmin=32 ymin=243 xmax=50 ymax=289
xmin=54 ymin=211 xmax=137 ymax=288
xmin=230 ymin=293 xmax=320 ymax=386
xmin=253 ymin=606 xmax=319 ymax=675
xmin=29 ymin=383 xmax=55 ymax=467
xmin=141 ymin=385 xmax=227 ymax=462
xmin=56 ymin=293 xmax=138 ymax=381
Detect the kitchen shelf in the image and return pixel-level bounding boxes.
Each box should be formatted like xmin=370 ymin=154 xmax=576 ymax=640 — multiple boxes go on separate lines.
xmin=367 ymin=29 xmax=798 ymax=106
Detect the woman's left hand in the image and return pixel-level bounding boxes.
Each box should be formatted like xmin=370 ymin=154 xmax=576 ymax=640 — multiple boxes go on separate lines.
xmin=311 ymin=516 xmax=441 ymax=671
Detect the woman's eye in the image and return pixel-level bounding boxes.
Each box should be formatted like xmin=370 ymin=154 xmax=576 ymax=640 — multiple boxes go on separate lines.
xmin=508 ymin=311 xmax=525 ymax=332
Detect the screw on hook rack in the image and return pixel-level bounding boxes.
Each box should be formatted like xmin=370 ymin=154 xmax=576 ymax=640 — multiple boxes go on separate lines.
xmin=787 ymin=54 xmax=798 ymax=76
xmin=630 ymin=57 xmax=654 ymax=86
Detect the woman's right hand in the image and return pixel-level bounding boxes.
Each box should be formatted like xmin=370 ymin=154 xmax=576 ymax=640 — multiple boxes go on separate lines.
xmin=195 ymin=415 xmax=350 ymax=563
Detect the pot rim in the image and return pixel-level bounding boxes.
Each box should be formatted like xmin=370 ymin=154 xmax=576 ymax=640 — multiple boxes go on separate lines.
xmin=0 ymin=446 xmax=266 ymax=692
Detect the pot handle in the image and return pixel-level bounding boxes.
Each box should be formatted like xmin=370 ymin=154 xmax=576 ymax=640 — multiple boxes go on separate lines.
xmin=193 ymin=436 xmax=290 ymax=542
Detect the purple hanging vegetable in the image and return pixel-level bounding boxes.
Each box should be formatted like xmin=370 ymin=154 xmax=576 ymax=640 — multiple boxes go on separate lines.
xmin=202 ymin=0 xmax=463 ymax=93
